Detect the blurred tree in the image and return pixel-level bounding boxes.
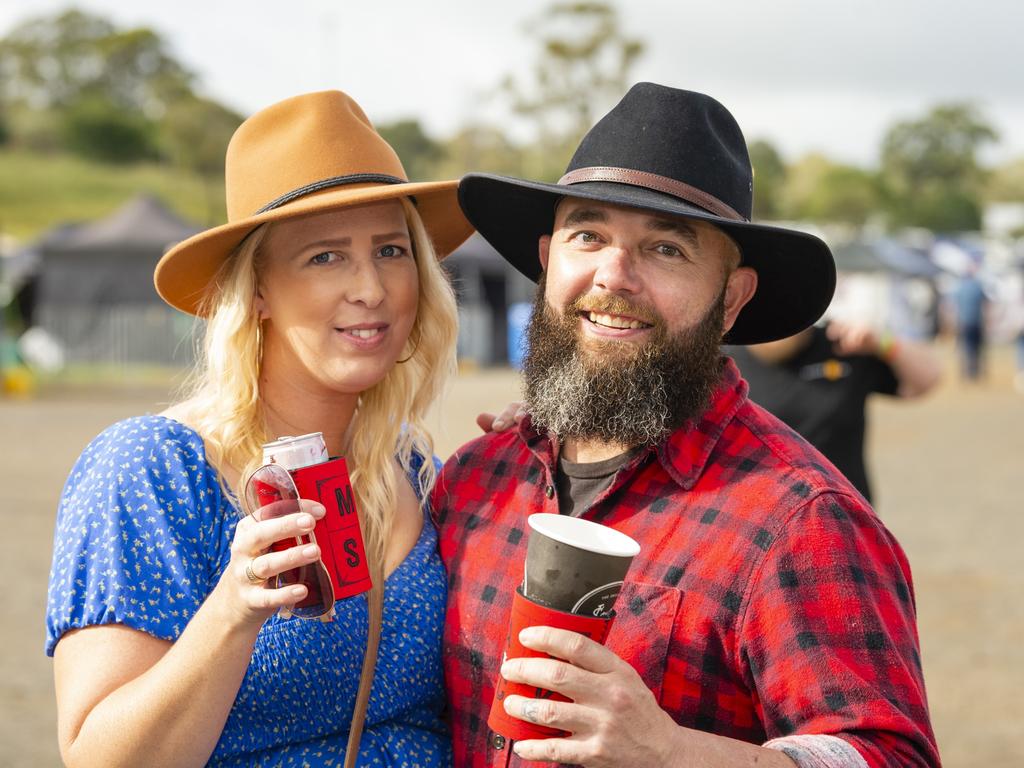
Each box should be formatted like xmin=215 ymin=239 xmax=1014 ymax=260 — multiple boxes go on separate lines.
xmin=0 ymin=9 xmax=193 ymax=112
xmin=748 ymin=139 xmax=786 ymax=220
xmin=502 ymin=1 xmax=644 ymax=180
xmin=60 ymin=94 xmax=157 ymax=163
xmin=159 ymin=95 xmax=243 ymax=222
xmin=880 ymin=104 xmax=997 ymax=231
xmin=781 ymin=154 xmax=881 ymax=227
xmin=377 ymin=119 xmax=445 ymax=181
xmin=986 ymin=157 xmax=1024 ymax=202
xmin=436 ymin=125 xmax=526 ymax=179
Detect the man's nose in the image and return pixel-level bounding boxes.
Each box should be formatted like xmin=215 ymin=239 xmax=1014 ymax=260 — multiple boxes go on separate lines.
xmin=592 ymin=245 xmax=640 ymax=293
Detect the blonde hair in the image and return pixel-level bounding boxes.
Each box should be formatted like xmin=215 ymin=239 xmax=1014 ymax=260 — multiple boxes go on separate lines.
xmin=177 ymin=197 xmax=458 ymax=580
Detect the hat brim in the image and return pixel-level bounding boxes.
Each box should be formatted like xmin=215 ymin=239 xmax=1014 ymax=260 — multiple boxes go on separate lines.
xmin=458 ymin=173 xmax=836 ymax=345
xmin=155 ymin=179 xmax=474 ymax=316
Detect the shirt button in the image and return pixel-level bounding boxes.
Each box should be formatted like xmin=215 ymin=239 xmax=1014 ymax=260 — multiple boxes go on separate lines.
xmin=545 ymin=484 xmax=555 ymax=499
xmin=490 ymin=732 xmax=507 ymax=750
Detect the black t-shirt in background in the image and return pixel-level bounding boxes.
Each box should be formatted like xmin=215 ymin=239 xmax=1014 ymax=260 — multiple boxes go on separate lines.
xmin=727 ymin=326 xmax=899 ymax=503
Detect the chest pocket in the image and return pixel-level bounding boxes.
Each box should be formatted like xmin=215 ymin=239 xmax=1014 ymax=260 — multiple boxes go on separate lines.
xmin=604 ymin=581 xmax=681 ymax=702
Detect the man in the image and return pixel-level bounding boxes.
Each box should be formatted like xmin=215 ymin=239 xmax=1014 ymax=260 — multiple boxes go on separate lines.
xmin=432 ymin=84 xmax=939 ymax=767
xmin=728 ymin=320 xmax=942 ymax=503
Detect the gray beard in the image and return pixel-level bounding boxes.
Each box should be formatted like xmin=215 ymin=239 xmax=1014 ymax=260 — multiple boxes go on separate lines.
xmin=523 ymin=278 xmax=726 ymax=447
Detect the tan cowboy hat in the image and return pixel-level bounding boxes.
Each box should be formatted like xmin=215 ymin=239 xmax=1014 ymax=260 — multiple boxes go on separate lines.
xmin=155 ymin=89 xmax=475 ymax=316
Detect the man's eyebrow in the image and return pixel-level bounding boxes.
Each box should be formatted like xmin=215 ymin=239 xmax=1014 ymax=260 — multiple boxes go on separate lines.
xmin=562 ymin=207 xmax=609 ymax=227
xmin=647 ymin=217 xmax=699 ymax=247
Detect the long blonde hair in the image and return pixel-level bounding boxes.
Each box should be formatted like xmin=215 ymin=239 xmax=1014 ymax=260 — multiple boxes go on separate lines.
xmin=177 ymin=197 xmax=459 ymax=574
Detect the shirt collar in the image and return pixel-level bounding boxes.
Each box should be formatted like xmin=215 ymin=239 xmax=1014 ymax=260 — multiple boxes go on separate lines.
xmin=516 ymin=356 xmax=749 ymax=490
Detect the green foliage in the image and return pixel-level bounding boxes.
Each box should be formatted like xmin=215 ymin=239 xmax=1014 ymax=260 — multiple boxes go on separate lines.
xmin=377 ymin=119 xmax=446 ymax=181
xmin=60 ymin=95 xmax=158 ymax=163
xmin=880 ymin=103 xmax=997 ymax=231
xmin=0 ymin=8 xmax=193 ymax=111
xmin=0 ymin=148 xmax=224 ymax=240
xmin=502 ymin=1 xmax=644 ymax=178
xmin=986 ymin=157 xmax=1024 ymax=202
xmin=749 ymin=140 xmax=786 ymax=220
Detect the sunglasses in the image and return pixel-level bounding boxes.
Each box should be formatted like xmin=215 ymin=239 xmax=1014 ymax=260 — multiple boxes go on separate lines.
xmin=242 ymin=463 xmax=336 ymax=621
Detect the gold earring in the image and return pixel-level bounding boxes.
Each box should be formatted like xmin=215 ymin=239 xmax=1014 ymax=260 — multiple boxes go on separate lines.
xmin=396 ymin=327 xmax=420 ymax=364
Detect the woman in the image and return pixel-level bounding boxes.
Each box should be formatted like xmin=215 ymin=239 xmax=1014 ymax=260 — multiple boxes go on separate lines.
xmin=45 ymin=90 xmax=472 ymax=767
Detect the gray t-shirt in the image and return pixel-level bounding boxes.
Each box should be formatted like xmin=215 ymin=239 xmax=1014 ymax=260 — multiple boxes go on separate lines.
xmin=556 ymin=446 xmax=645 ymax=517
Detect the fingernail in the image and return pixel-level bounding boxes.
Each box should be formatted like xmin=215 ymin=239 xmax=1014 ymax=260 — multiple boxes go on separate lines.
xmin=290 ymin=586 xmax=305 ymax=597
xmin=302 ymin=544 xmax=318 ymax=558
xmin=297 ymin=514 xmax=314 ymax=529
xmin=492 ymin=419 xmax=505 ymax=430
xmin=519 ymin=627 xmax=538 ymax=643
xmin=311 ymin=503 xmax=326 ymax=517
xmin=500 ymin=661 xmax=510 ymax=676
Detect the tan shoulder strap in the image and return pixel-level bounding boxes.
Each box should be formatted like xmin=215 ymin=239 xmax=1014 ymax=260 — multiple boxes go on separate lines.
xmin=343 ymin=575 xmax=384 ymax=768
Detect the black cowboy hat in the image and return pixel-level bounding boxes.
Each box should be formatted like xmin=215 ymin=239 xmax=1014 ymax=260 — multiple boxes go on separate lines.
xmin=457 ymin=82 xmax=835 ymax=345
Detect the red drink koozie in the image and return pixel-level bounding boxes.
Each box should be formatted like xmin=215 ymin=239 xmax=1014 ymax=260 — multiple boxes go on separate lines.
xmin=488 ymin=586 xmax=616 ymax=741
xmin=291 ymin=457 xmax=372 ymax=599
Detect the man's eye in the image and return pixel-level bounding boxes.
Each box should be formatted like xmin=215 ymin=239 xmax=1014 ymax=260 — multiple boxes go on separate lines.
xmin=573 ymin=231 xmax=600 ymax=244
xmin=655 ymin=244 xmax=683 ymax=258
xmin=378 ymin=245 xmax=406 ymax=258
xmin=310 ymin=252 xmax=338 ymax=265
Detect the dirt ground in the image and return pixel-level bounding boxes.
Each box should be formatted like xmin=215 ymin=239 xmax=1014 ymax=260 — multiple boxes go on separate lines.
xmin=2 ymin=342 xmax=1021 ymax=767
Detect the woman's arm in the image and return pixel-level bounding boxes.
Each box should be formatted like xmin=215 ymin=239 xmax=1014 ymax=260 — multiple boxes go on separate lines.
xmin=53 ymin=501 xmax=326 ymax=768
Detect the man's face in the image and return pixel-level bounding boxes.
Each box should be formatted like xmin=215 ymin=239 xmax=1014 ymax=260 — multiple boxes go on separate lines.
xmin=538 ymin=199 xmax=756 ymax=350
xmin=522 ymin=199 xmax=757 ymax=446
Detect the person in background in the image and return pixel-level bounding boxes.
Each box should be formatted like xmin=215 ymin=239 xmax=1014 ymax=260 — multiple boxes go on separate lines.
xmin=435 ymin=83 xmax=939 ymax=767
xmin=954 ymin=262 xmax=989 ymax=381
xmin=45 ymin=90 xmax=472 ymax=767
xmin=728 ymin=319 xmax=942 ymax=503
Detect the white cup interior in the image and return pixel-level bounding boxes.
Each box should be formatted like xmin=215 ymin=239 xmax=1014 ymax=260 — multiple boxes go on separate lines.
xmin=527 ymin=513 xmax=640 ymax=557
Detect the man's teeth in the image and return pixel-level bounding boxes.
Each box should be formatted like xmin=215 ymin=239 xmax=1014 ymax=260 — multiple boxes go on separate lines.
xmin=588 ymin=312 xmax=647 ymax=330
xmin=346 ymin=328 xmax=381 ymax=339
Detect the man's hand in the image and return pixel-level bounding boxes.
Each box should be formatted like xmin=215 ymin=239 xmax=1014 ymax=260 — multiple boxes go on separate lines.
xmin=476 ymin=401 xmax=528 ymax=433
xmin=825 ymin=320 xmax=883 ymax=357
xmin=499 ymin=625 xmax=679 ymax=767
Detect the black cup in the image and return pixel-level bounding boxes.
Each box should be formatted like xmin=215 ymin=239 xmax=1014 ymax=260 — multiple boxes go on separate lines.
xmin=523 ymin=513 xmax=640 ymax=617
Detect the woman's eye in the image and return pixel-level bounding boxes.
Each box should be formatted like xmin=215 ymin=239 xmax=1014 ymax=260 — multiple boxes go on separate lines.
xmin=310 ymin=251 xmax=338 ymax=265
xmin=378 ymin=244 xmax=406 ymax=258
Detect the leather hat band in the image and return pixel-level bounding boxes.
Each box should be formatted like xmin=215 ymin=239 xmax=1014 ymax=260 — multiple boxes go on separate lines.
xmin=558 ymin=166 xmax=747 ymax=222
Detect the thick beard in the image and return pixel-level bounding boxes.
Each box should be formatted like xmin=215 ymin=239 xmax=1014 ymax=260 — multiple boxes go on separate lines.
xmin=522 ymin=278 xmax=726 ymax=447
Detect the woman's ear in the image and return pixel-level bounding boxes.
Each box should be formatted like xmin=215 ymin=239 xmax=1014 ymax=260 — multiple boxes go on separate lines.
xmin=254 ymin=290 xmax=269 ymax=320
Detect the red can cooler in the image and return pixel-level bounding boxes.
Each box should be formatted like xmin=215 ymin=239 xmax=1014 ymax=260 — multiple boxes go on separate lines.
xmin=263 ymin=433 xmax=372 ymax=600
xmin=487 ymin=586 xmax=616 ymax=741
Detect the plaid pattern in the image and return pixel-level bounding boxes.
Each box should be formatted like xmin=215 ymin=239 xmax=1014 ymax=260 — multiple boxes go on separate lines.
xmin=432 ymin=358 xmax=939 ymax=768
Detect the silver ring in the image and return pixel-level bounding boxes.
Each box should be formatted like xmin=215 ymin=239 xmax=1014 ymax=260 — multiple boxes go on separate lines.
xmin=245 ymin=558 xmax=265 ymax=585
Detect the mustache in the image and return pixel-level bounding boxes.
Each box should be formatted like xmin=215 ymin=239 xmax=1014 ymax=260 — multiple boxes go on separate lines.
xmin=566 ymin=294 xmax=662 ymax=329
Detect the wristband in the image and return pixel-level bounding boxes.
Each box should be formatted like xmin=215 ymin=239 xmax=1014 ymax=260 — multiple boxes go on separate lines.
xmin=878 ymin=332 xmax=900 ymax=362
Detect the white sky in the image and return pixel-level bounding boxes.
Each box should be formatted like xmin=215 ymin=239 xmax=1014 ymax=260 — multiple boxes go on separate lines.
xmin=3 ymin=0 xmax=1022 ymax=167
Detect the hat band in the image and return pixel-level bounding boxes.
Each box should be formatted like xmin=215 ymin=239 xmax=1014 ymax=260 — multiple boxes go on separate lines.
xmin=558 ymin=166 xmax=747 ymax=222
xmin=254 ymin=173 xmax=407 ymax=215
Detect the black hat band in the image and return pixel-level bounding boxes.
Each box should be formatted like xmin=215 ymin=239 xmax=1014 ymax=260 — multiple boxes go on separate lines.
xmin=255 ymin=173 xmax=407 ymax=215
xmin=558 ymin=166 xmax=747 ymax=222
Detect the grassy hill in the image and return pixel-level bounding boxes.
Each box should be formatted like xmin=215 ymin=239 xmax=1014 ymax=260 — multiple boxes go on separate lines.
xmin=0 ymin=148 xmax=227 ymax=242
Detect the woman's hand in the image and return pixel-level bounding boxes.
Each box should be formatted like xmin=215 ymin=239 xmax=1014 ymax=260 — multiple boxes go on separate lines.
xmin=216 ymin=499 xmax=327 ymax=627
xmin=477 ymin=401 xmax=528 ymax=433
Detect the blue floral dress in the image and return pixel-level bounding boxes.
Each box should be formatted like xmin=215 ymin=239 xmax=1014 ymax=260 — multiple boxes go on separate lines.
xmin=46 ymin=415 xmax=451 ymax=767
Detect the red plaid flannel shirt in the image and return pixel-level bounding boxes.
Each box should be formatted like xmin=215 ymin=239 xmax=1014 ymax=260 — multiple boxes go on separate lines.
xmin=432 ymin=358 xmax=939 ymax=767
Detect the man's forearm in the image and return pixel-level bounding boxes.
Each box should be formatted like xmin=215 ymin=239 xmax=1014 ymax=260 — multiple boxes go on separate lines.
xmin=666 ymin=726 xmax=798 ymax=768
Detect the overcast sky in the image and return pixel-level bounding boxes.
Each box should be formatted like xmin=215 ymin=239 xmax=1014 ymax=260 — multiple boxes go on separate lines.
xmin=3 ymin=0 xmax=1022 ymax=167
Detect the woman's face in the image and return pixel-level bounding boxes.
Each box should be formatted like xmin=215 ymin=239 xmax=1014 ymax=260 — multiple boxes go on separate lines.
xmin=256 ymin=199 xmax=419 ymax=397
